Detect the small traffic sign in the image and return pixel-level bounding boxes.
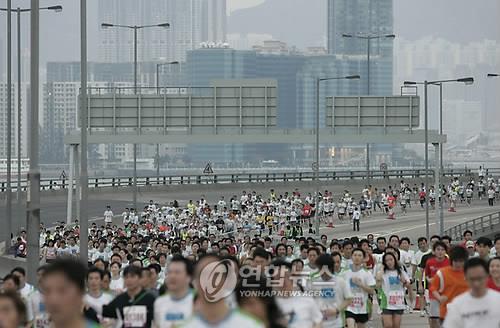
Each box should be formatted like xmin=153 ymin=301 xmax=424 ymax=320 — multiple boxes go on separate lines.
xmin=380 ymin=163 xmax=388 ymax=171
xmin=312 ymin=162 xmax=319 ymax=171
xmin=203 ymin=163 xmax=214 ymax=175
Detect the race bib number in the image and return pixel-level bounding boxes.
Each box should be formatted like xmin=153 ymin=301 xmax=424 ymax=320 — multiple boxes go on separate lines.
xmin=123 ymin=305 xmax=147 ymax=327
xmin=388 ymin=293 xmax=405 ymax=306
xmin=351 ymin=295 xmax=364 ymax=309
xmin=34 ymin=315 xmax=50 ymax=328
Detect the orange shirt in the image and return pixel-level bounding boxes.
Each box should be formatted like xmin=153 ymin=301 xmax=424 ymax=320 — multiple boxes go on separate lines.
xmin=429 ymin=266 xmax=468 ymax=319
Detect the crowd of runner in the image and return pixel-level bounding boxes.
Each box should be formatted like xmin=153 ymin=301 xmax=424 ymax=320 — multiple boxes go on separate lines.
xmin=2 ymin=174 xmax=500 ymax=328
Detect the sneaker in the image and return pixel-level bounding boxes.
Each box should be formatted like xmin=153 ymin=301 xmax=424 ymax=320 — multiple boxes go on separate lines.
xmin=420 ymin=310 xmax=425 ymax=317
xmin=327 ymin=223 xmax=334 ymax=228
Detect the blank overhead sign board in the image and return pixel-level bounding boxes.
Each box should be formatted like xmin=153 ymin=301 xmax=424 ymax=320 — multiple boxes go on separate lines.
xmin=326 ymin=96 xmax=420 ymax=134
xmin=84 ymin=82 xmax=277 ymax=135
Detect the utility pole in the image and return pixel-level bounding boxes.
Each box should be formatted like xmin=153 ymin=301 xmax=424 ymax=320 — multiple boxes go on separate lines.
xmin=26 ymin=0 xmax=40 ymax=285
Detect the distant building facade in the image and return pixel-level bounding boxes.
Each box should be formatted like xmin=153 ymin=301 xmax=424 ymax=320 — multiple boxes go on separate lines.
xmin=327 ymin=0 xmax=394 ymax=96
xmin=98 ymin=0 xmax=227 ymax=63
xmin=0 ymin=83 xmax=28 ymax=160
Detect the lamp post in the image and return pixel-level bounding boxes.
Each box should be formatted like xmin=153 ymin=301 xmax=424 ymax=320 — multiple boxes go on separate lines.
xmin=314 ymin=75 xmax=361 ymax=236
xmin=1 ymin=5 xmax=62 ymax=235
xmin=404 ymin=77 xmax=474 ymax=238
xmin=101 ymin=22 xmax=170 ymax=212
xmin=342 ymin=33 xmax=395 ymax=179
xmin=156 ymin=61 xmax=179 ymax=94
xmin=155 ymin=61 xmax=178 ymax=183
xmin=26 ymin=0 xmax=39 ymax=285
xmin=80 ymin=0 xmax=89 ymax=265
xmin=3 ymin=0 xmax=12 ymax=247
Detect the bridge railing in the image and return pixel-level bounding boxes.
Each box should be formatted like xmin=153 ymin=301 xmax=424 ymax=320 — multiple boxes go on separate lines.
xmin=445 ymin=211 xmax=500 ymax=241
xmin=1 ymin=167 xmax=498 ymax=193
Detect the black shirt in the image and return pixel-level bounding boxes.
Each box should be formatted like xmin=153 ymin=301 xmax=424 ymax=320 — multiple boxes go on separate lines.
xmin=419 ymin=252 xmax=434 ymax=269
xmin=102 ymin=289 xmax=156 ymax=328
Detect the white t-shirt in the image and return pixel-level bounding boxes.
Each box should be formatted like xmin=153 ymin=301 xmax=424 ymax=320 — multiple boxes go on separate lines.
xmin=20 ymin=283 xmax=35 ymax=299
xmin=488 ymin=189 xmax=495 ymax=199
xmin=341 ymin=268 xmax=376 ymax=314
xmin=29 ymin=290 xmax=50 ymax=328
xmin=84 ymin=292 xmax=114 ymax=317
xmin=378 ymin=270 xmax=410 ymax=310
xmin=399 ymin=249 xmax=414 ymax=277
xmin=352 ymin=210 xmax=361 ymax=221
xmin=92 ymin=250 xmax=110 ymax=262
xmin=68 ymin=245 xmax=80 ymax=256
xmin=443 ymin=290 xmax=500 ymax=328
xmin=412 ymin=249 xmax=430 ymax=267
xmin=104 ymin=210 xmax=114 ymax=223
xmin=182 ymin=309 xmax=264 ymax=328
xmin=110 ymin=277 xmax=125 ymax=294
xmin=154 ymin=290 xmax=194 ymax=328
xmin=310 ymin=274 xmax=353 ymax=328
xmin=276 ymin=295 xmax=323 ymax=328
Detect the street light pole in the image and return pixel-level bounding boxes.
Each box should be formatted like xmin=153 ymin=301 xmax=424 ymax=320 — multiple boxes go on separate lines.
xmin=366 ymin=38 xmax=370 ymax=179
xmin=16 ymin=8 xmax=21 ymax=211
xmin=343 ymin=33 xmax=395 ymax=180
xmin=133 ymin=26 xmax=138 ymax=212
xmin=101 ymin=22 xmax=170 ymax=213
xmin=314 ymin=75 xmax=361 ymax=237
xmin=1 ymin=4 xmax=62 ymax=242
xmin=367 ymin=38 xmax=371 ymax=95
xmin=5 ymin=0 xmax=12 ymax=246
xmin=404 ymin=77 xmax=474 ymax=237
xmin=156 ymin=61 xmax=179 ymax=94
xmin=315 ymin=78 xmax=320 ymax=236
xmin=438 ymin=83 xmax=444 ymax=234
xmin=80 ymin=0 xmax=89 ymax=265
xmin=1 ymin=7 xmax=62 ymax=230
xmin=26 ymin=0 xmax=40 ymax=285
xmin=424 ymin=80 xmax=430 ymax=239
xmin=154 ymin=61 xmax=178 ymax=182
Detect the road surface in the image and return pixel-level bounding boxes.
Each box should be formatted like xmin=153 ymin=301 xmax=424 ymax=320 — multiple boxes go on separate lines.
xmin=1 ymin=180 xmax=497 ymax=244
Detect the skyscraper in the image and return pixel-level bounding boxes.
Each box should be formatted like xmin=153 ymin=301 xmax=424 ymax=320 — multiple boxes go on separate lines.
xmin=327 ymin=0 xmax=394 ymax=95
xmin=207 ymin=0 xmax=227 ymax=42
xmin=98 ymin=0 xmax=227 ymax=63
xmin=327 ymin=0 xmax=393 ymax=56
xmin=0 ymin=37 xmax=4 ymax=81
xmin=0 ymin=83 xmax=28 ymax=159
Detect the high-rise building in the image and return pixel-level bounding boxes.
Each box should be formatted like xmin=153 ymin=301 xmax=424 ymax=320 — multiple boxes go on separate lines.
xmin=327 ymin=0 xmax=394 ymax=95
xmin=183 ymin=46 xmax=366 ymax=165
xmin=42 ymin=61 xmax=187 ymax=164
xmin=41 ymin=81 xmax=131 ymax=164
xmin=98 ymin=0 xmax=227 ymax=63
xmin=42 ymin=82 xmax=83 ymax=163
xmin=0 ymin=83 xmax=28 ymax=159
xmin=0 ymin=37 xmax=4 ymax=81
xmin=207 ymin=0 xmax=227 ymax=42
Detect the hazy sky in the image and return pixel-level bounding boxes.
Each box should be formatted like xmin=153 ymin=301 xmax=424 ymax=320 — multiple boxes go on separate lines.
xmin=228 ymin=0 xmax=265 ymax=13
xmin=0 ymin=0 xmax=498 ymax=66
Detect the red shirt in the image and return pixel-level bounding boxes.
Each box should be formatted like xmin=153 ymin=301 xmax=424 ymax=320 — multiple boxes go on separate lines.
xmin=302 ymin=204 xmax=312 ymax=217
xmin=388 ymin=196 xmax=396 ymax=208
xmin=425 ymin=257 xmax=450 ymax=298
xmin=365 ymin=254 xmax=375 ymax=270
xmin=487 ymin=277 xmax=500 ymax=292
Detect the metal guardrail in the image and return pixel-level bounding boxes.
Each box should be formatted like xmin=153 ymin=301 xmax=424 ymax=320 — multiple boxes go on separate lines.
xmin=1 ymin=168 xmax=498 ymax=193
xmin=445 ymin=211 xmax=500 ymax=241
